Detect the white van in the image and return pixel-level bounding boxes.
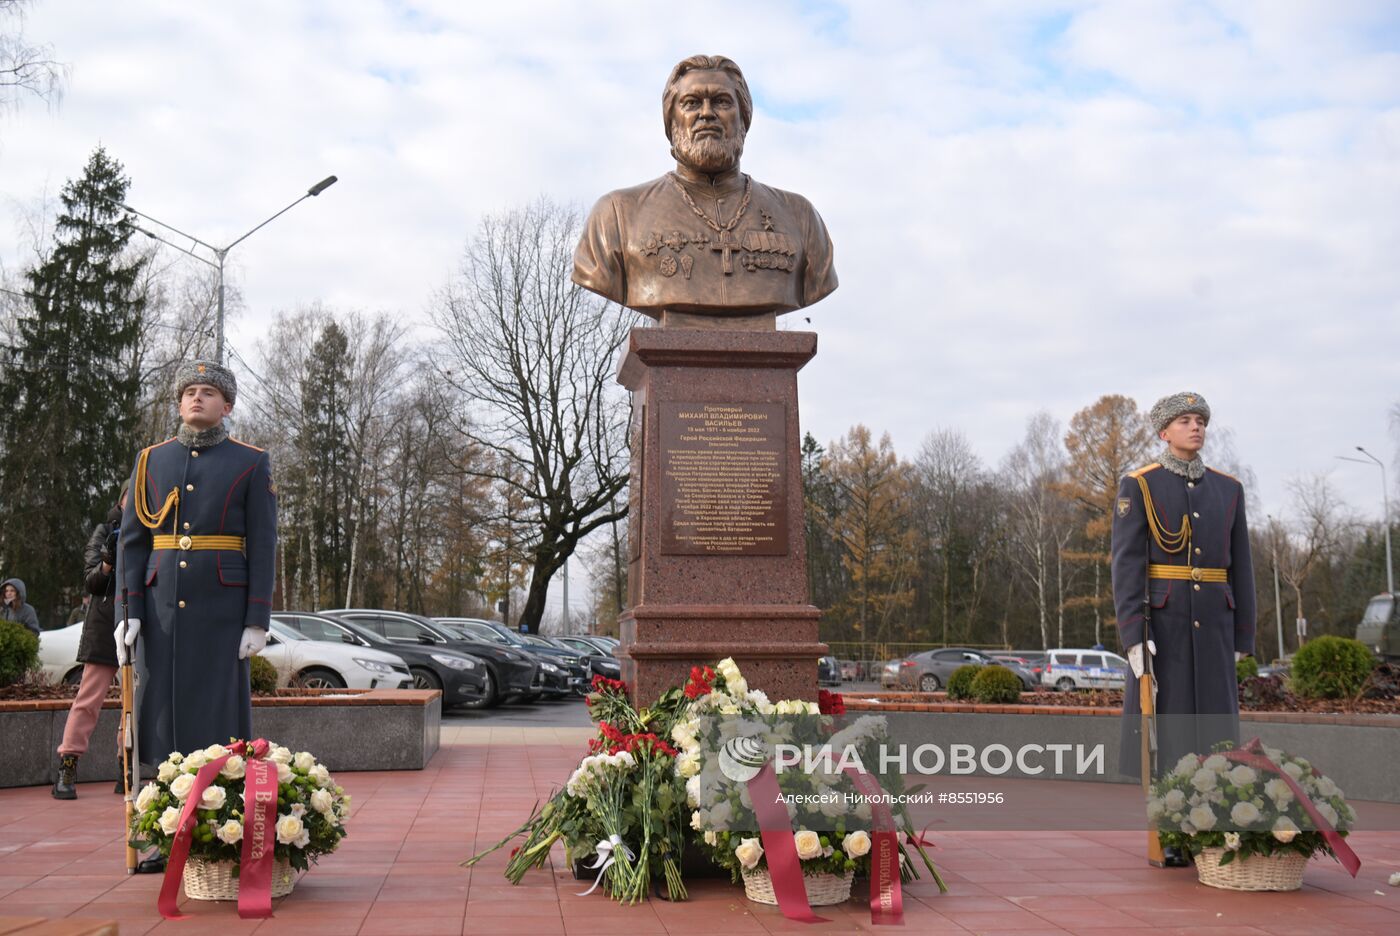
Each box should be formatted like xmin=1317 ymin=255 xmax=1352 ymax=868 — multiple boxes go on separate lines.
xmin=1041 ymin=649 xmax=1129 ymax=691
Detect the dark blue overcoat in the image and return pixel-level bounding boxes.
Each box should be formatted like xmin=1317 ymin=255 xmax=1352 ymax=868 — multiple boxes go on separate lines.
xmin=1111 ymin=462 xmax=1256 ymax=776
xmin=118 ymin=435 xmax=276 ymax=763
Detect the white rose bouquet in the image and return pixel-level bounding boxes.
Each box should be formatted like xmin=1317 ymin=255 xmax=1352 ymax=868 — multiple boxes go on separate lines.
xmin=129 ymin=740 xmax=349 ymax=872
xmin=1149 ymin=741 xmax=1354 ymax=867
xmin=681 ymin=659 xmax=946 ymax=892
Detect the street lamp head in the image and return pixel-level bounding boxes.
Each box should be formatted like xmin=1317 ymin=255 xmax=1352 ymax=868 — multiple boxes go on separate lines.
xmin=308 ymin=175 xmax=338 ymax=197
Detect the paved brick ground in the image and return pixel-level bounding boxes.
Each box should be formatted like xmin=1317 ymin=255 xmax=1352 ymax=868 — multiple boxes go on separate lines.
xmin=2 ymin=726 xmax=1397 ymax=935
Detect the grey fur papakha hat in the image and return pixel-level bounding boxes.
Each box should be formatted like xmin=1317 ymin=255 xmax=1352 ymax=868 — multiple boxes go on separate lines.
xmin=173 ymin=360 xmax=237 ymax=406
xmin=1149 ymin=391 xmax=1209 ymax=433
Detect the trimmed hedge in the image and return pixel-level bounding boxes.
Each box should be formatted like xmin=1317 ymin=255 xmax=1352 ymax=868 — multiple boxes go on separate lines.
xmin=0 ymin=619 xmax=39 ymax=687
xmin=946 ymin=664 xmax=979 ymax=700
xmin=1291 ymin=636 xmax=1375 ymax=699
xmin=971 ymin=665 xmax=1023 ymax=704
xmin=249 ymin=654 xmax=280 ymax=694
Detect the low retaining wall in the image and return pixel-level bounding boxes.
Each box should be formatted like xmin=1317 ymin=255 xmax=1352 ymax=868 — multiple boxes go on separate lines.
xmin=0 ymin=688 xmax=441 ymax=789
xmin=844 ymin=693 xmax=1400 ymax=804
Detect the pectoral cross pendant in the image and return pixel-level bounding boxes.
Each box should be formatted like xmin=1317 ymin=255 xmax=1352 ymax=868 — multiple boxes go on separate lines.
xmin=712 ymin=229 xmax=738 ymax=275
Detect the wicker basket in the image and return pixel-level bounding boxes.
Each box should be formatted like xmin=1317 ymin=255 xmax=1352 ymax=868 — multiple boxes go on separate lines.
xmin=183 ymin=857 xmax=297 ymax=901
xmin=741 ymin=867 xmax=852 ymax=906
xmin=1193 ymin=847 xmax=1308 ymax=892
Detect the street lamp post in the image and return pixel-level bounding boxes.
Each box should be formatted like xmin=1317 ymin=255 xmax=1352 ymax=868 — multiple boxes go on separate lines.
xmin=1267 ymin=514 xmax=1285 ymax=661
xmin=119 ymin=176 xmax=338 ymax=364
xmin=1338 ymin=447 xmax=1395 ymax=595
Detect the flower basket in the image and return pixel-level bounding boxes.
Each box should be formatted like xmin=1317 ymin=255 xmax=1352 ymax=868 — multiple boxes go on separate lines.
xmin=741 ymin=868 xmax=852 ymax=906
xmin=184 ymin=857 xmax=297 ymax=901
xmin=1193 ymin=847 xmax=1307 ymax=892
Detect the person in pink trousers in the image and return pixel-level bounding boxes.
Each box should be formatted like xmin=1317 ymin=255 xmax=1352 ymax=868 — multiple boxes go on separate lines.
xmin=53 ymin=485 xmax=127 ymax=799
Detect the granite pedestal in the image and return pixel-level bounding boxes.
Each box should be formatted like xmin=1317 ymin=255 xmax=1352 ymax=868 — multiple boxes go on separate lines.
xmin=616 ymin=326 xmax=827 ymax=704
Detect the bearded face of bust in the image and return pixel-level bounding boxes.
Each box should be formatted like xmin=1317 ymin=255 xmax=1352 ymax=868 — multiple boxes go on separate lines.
xmin=667 ymin=69 xmax=747 ymax=176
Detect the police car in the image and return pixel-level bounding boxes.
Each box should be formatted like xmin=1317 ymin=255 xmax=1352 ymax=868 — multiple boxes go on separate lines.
xmin=1041 ymin=649 xmax=1130 ymax=691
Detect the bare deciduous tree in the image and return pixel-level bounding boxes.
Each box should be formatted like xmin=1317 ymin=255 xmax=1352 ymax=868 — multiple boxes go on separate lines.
xmin=1 ymin=1 xmax=66 ymax=116
xmin=432 ymin=198 xmax=633 ymax=633
xmin=1277 ymin=474 xmax=1356 ymax=637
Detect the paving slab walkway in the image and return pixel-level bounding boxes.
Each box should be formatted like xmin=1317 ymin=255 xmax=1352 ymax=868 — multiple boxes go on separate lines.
xmin=2 ymin=728 xmax=1397 ymax=935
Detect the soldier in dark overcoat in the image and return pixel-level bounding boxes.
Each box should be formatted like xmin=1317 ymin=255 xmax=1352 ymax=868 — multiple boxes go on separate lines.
xmin=1111 ymin=393 xmax=1256 ymax=832
xmin=116 ymin=360 xmax=276 ymax=766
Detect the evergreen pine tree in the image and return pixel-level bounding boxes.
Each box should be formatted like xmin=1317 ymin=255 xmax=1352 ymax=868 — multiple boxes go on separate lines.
xmin=0 ymin=146 xmax=146 ymax=627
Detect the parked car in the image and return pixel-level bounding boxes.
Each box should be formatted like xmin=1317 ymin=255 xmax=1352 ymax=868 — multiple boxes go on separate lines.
xmin=36 ymin=622 xmax=84 ymax=685
xmin=518 ymin=633 xmax=591 ymax=695
xmin=818 ymin=655 xmax=841 ymax=687
xmin=1355 ymin=592 xmax=1399 ymax=660
xmin=992 ymin=652 xmax=1049 ymax=686
xmin=434 ymin=618 xmax=580 ymax=697
xmin=899 ymin=648 xmax=1037 ymax=692
xmin=260 ymin=620 xmax=412 ymax=689
xmin=320 ymin=609 xmax=542 ymax=706
xmin=1041 ymin=649 xmax=1129 ymax=691
xmin=838 ymin=660 xmax=859 ymax=682
xmin=271 ymin=612 xmax=490 ymax=707
xmin=1258 ymin=656 xmax=1293 ymax=679
xmin=879 ymin=659 xmax=904 ymax=688
xmin=550 ymin=635 xmax=624 ymax=681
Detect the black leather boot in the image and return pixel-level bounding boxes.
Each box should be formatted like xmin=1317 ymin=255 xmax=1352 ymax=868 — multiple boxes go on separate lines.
xmin=52 ymin=754 xmax=79 ymax=800
xmin=1161 ymin=845 xmax=1191 ymax=867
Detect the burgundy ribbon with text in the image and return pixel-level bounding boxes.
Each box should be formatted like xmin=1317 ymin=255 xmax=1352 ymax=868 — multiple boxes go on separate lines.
xmin=747 ymin=762 xmax=830 ymax=924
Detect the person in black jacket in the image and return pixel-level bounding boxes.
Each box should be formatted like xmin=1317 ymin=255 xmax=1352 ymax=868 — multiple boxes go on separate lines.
xmin=53 ymin=487 xmax=127 ymax=799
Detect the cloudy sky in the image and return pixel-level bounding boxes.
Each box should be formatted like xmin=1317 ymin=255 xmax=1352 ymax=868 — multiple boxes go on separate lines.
xmin=3 ymin=0 xmax=1399 ymax=548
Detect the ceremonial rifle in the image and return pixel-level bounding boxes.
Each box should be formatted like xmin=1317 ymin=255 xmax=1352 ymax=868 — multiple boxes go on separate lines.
xmin=1140 ymin=568 xmax=1165 ymax=867
xmin=120 ymin=587 xmax=140 ymax=874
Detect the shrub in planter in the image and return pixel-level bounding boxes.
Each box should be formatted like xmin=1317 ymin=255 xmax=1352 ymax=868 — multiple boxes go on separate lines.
xmin=0 ymin=619 xmax=39 ymax=687
xmin=1291 ymin=636 xmax=1375 ymax=699
xmin=970 ymin=665 xmax=1022 ymax=704
xmin=946 ymin=664 xmax=979 ymax=700
xmin=249 ymin=654 xmax=280 ymax=693
xmin=1239 ymin=674 xmax=1290 ymax=710
xmin=1235 ymin=656 xmax=1259 ymax=682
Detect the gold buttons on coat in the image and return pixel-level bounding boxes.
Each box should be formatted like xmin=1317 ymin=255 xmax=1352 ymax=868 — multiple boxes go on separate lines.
xmin=179 ymin=560 xmax=187 ymax=569
xmin=1195 ymin=547 xmax=1202 ymax=555
xmin=1193 ymin=584 xmax=1201 ymax=591
xmin=1192 ymin=511 xmax=1200 ymax=518
xmin=1193 ymin=620 xmax=1200 ymax=628
xmin=186 ymin=484 xmax=194 ymax=492
xmin=183 ymin=522 xmax=191 ymax=530
xmin=178 ymin=600 xmax=187 ymax=608
xmin=191 ymin=451 xmax=199 ymax=458
xmin=1187 ymin=482 xmax=1195 ymax=488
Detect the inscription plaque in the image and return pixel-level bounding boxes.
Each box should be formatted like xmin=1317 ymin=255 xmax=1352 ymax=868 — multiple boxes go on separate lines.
xmin=660 ymin=401 xmax=787 ymax=556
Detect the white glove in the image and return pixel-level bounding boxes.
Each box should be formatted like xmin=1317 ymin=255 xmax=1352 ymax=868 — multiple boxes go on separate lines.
xmin=1126 ymin=640 xmax=1157 ymax=679
xmin=238 ymin=626 xmax=268 ymax=660
xmin=1235 ymin=652 xmax=1246 ymax=663
xmin=114 ymin=618 xmax=141 ymax=665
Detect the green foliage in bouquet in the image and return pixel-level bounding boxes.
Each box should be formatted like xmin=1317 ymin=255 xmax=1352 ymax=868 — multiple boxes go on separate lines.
xmin=249 ymin=654 xmax=279 ymax=693
xmin=946 ymin=664 xmax=978 ymax=700
xmin=128 ymin=742 xmax=350 ymax=873
xmin=1291 ymin=636 xmax=1375 ymax=699
xmin=464 ymin=675 xmax=693 ymax=904
xmin=0 ymin=619 xmax=39 ymax=687
xmin=1234 ymin=656 xmax=1259 ymax=682
xmin=1149 ymin=742 xmax=1353 ymax=867
xmin=970 ymin=666 xmax=1021 ymax=704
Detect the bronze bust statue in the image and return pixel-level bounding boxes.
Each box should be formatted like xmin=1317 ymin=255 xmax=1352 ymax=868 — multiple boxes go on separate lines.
xmin=573 ymin=55 xmax=838 ymax=327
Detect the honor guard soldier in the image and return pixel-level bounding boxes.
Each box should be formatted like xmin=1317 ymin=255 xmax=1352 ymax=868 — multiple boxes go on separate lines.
xmin=116 ymin=360 xmax=277 ymax=765
xmin=1111 ymin=393 xmax=1257 ymax=864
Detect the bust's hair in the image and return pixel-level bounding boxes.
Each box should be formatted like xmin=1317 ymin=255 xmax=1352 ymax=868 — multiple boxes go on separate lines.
xmin=662 ymin=55 xmax=753 ymax=141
